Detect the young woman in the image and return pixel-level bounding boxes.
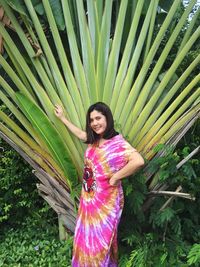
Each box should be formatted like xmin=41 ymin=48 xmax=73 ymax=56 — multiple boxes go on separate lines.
xmin=54 ymin=102 xmax=144 ymax=267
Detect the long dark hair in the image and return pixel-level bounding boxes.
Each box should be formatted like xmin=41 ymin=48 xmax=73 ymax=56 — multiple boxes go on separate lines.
xmin=85 ymin=102 xmax=118 ymax=144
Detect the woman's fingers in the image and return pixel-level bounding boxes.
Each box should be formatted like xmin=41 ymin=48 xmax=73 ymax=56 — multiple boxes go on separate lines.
xmin=109 ymin=176 xmax=119 ymax=186
xmin=54 ymin=104 xmax=63 ymax=117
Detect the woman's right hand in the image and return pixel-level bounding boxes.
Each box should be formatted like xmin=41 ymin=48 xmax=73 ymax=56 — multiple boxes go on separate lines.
xmin=54 ymin=104 xmax=87 ymax=141
xmin=54 ymin=104 xmax=64 ymax=119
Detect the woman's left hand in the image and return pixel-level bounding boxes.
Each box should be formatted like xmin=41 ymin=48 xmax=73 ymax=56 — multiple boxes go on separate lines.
xmin=109 ymin=176 xmax=120 ymax=186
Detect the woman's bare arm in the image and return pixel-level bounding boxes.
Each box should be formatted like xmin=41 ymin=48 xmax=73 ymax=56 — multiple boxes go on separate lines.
xmin=54 ymin=104 xmax=87 ymax=141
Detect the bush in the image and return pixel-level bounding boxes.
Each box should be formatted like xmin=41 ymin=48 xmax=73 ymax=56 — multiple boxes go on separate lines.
xmin=0 ymin=138 xmax=45 ymax=228
xmin=119 ymin=120 xmax=200 ymax=266
xmin=0 ymin=216 xmax=73 ymax=267
xmin=0 ymin=138 xmax=73 ymax=266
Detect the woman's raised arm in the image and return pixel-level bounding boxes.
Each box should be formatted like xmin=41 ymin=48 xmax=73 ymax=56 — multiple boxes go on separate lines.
xmin=54 ymin=104 xmax=87 ymax=141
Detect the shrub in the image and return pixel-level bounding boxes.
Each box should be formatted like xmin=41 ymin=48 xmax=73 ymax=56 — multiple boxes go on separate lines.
xmin=0 ymin=216 xmax=73 ymax=267
xmin=0 ymin=138 xmax=45 ymax=228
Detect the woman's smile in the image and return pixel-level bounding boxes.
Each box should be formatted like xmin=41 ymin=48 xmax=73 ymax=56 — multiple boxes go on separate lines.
xmin=90 ymin=110 xmax=107 ymax=136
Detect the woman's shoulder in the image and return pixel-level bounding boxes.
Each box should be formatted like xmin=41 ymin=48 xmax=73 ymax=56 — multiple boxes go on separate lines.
xmin=105 ymin=134 xmax=126 ymax=148
xmin=111 ymin=134 xmax=126 ymax=143
xmin=114 ymin=134 xmax=137 ymax=151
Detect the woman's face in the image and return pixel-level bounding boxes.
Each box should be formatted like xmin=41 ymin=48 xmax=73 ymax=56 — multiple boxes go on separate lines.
xmin=90 ymin=110 xmax=107 ymax=136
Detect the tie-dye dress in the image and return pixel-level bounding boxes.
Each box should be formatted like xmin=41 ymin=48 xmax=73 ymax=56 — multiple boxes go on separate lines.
xmin=72 ymin=134 xmax=136 ymax=267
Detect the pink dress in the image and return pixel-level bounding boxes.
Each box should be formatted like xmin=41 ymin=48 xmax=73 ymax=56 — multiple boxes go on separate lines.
xmin=72 ymin=134 xmax=136 ymax=267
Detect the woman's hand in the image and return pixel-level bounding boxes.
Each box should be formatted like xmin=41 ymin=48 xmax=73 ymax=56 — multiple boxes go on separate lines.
xmin=54 ymin=104 xmax=87 ymax=141
xmin=54 ymin=104 xmax=64 ymax=119
xmin=109 ymin=175 xmax=120 ymax=186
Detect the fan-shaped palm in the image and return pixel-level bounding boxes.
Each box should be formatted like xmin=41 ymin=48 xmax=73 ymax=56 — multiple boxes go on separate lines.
xmin=0 ymin=0 xmax=199 ymax=233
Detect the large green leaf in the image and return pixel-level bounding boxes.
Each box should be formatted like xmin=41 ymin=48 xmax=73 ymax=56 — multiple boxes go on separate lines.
xmin=6 ymin=0 xmax=28 ymax=17
xmin=6 ymin=0 xmax=65 ymax=30
xmin=15 ymin=92 xmax=78 ymax=189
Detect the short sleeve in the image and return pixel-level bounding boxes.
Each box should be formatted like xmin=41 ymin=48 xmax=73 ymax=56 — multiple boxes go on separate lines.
xmin=122 ymin=140 xmax=137 ymax=161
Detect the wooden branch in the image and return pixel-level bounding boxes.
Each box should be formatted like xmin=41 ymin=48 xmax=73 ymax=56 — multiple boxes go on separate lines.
xmin=176 ymin=146 xmax=200 ymax=169
xmin=34 ymin=170 xmax=75 ymax=209
xmin=159 ymin=186 xmax=182 ymax=211
xmin=148 ymin=190 xmax=195 ymax=200
xmin=38 ymin=193 xmax=76 ymax=233
xmin=144 ymin=110 xmax=200 ymax=183
xmin=143 ymin=141 xmax=199 ymax=211
xmin=167 ymin=110 xmax=200 ymax=148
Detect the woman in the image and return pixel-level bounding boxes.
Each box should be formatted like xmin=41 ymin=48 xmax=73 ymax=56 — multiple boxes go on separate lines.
xmin=54 ymin=102 xmax=144 ymax=267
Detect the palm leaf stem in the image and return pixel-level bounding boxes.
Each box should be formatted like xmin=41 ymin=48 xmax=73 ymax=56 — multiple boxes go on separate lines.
xmin=0 ymin=53 xmax=35 ymax=102
xmin=23 ymin=0 xmax=83 ymax=128
xmin=95 ymin=0 xmax=103 ymax=27
xmin=143 ymin=99 xmax=200 ymax=157
xmin=0 ymin=110 xmax=65 ymax=179
xmin=42 ymin=0 xmax=86 ymax=127
xmin=114 ymin=0 xmax=156 ymax=119
xmin=61 ymin=0 xmax=91 ymax=110
xmin=21 ymin=16 xmax=57 ymax=89
xmin=161 ymin=102 xmax=200 ymax=143
xmin=96 ymin=0 xmax=113 ymax=100
xmin=75 ymin=0 xmax=98 ymax=103
xmin=3 ymin=42 xmax=35 ymax=97
xmin=130 ymin=0 xmax=138 ymax=19
xmin=87 ymin=0 xmax=99 ymax=63
xmin=0 ymin=18 xmax=84 ymax=164
xmin=134 ymin=54 xmax=200 ymax=146
xmin=117 ymin=0 xmax=181 ymax=124
xmin=177 ymin=6 xmax=200 ymax=55
xmin=124 ymin=0 xmax=198 ymax=134
xmin=0 ymin=86 xmax=46 ymax=147
xmin=102 ymin=0 xmax=128 ymax=103
xmin=138 ymin=79 xmax=200 ymax=151
xmin=166 ymin=111 xmax=200 ymax=149
xmin=110 ymin=0 xmax=145 ymax=112
xmin=128 ymin=25 xmax=200 ymax=141
xmin=0 ymin=21 xmax=62 ymax=114
xmin=143 ymin=0 xmax=158 ymax=62
xmin=0 ymin=123 xmax=64 ymax=181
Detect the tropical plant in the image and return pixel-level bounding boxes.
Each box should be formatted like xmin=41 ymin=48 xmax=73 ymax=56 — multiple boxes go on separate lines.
xmin=0 ymin=215 xmax=73 ymax=267
xmin=187 ymin=244 xmax=200 ymax=266
xmin=0 ymin=0 xmax=199 ymax=234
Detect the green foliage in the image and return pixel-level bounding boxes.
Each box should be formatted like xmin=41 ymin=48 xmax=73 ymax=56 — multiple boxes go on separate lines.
xmin=125 ymin=247 xmax=146 ymax=267
xmin=16 ymin=92 xmax=78 ymax=188
xmin=0 ymin=138 xmax=42 ymax=226
xmin=0 ymin=216 xmax=73 ymax=267
xmin=6 ymin=0 xmax=65 ymax=30
xmin=119 ymin=121 xmax=200 ymax=266
xmin=187 ymin=244 xmax=200 ymax=266
xmin=122 ymin=237 xmax=191 ymax=267
xmin=0 ymin=137 xmax=73 ymax=265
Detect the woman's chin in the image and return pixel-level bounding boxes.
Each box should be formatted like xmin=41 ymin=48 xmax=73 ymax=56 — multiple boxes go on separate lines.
xmin=94 ymin=130 xmax=103 ymax=135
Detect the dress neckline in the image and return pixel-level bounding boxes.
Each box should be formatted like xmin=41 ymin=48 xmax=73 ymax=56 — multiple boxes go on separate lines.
xmin=94 ymin=134 xmax=121 ymax=148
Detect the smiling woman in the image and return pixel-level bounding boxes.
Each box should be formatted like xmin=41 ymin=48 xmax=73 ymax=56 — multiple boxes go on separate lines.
xmin=89 ymin=110 xmax=107 ymax=136
xmin=54 ymin=102 xmax=144 ymax=267
xmin=85 ymin=102 xmax=119 ymax=145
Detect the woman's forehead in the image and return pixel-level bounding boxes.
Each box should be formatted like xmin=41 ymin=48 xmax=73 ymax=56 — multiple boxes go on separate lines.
xmin=90 ymin=110 xmax=103 ymax=118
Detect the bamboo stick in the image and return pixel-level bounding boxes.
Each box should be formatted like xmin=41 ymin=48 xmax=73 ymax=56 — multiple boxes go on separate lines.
xmin=148 ymin=190 xmax=195 ymax=200
xmin=160 ymin=186 xmax=182 ymax=211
